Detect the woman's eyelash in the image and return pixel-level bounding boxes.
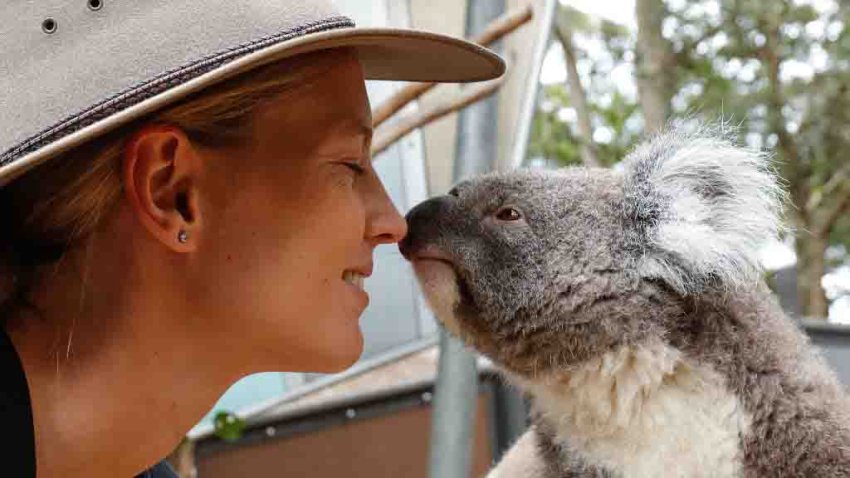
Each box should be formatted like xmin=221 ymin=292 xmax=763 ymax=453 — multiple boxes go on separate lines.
xmin=343 ymin=161 xmax=366 ymax=175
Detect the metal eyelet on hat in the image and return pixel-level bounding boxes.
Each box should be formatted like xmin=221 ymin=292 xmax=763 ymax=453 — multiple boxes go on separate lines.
xmin=41 ymin=18 xmax=58 ymax=34
xmin=87 ymin=0 xmax=103 ymax=11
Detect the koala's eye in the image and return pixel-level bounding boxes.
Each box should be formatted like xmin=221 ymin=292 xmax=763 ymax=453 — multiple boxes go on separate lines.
xmin=495 ymin=206 xmax=522 ymax=222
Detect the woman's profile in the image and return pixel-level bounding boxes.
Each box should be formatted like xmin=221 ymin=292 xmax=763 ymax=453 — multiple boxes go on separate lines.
xmin=0 ymin=1 xmax=504 ymax=476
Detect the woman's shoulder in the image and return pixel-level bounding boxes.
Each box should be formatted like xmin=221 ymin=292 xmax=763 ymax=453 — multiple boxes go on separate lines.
xmin=0 ymin=326 xmax=37 ymax=477
xmin=2 ymin=327 xmax=178 ymax=478
xmin=135 ymin=460 xmax=180 ymax=478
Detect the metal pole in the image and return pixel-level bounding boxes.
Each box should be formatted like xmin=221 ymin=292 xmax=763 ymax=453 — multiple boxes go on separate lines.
xmin=428 ymin=2 xmax=505 ymax=478
xmin=508 ymin=0 xmax=558 ymax=172
xmin=453 ymin=0 xmax=506 ymax=182
xmin=491 ymin=379 xmax=529 ymax=459
xmin=427 ymin=332 xmax=479 ymax=478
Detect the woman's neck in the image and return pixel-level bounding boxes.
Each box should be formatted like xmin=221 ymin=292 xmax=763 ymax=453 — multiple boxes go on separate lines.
xmin=6 ymin=247 xmax=236 ymax=477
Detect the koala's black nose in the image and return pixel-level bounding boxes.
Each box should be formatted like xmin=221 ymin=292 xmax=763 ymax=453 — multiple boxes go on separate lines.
xmin=399 ymin=195 xmax=453 ymax=260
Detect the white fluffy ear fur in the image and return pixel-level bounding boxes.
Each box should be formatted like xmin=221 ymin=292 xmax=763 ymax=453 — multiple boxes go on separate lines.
xmin=623 ymin=122 xmax=785 ymax=294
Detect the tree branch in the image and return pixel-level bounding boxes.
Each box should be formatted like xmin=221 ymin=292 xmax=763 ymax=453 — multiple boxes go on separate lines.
xmin=371 ymin=77 xmax=506 ymax=157
xmin=809 ymin=162 xmax=850 ymax=235
xmin=371 ymin=4 xmax=533 ymax=128
xmin=553 ymin=7 xmax=600 ymax=168
xmin=818 ymin=196 xmax=850 ymax=237
xmin=759 ymin=20 xmax=810 ymax=227
xmin=807 ymin=161 xmax=850 ymax=210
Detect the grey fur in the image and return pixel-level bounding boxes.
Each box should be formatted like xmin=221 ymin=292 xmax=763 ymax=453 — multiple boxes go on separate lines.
xmin=400 ymin=123 xmax=850 ymax=477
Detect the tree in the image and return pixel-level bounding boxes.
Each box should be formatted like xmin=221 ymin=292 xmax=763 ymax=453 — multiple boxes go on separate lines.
xmin=530 ymin=0 xmax=850 ymax=320
xmin=666 ymin=0 xmax=850 ymax=319
xmin=554 ymin=7 xmax=600 ymax=167
xmin=635 ymin=0 xmax=675 ymax=133
xmin=528 ymin=4 xmax=640 ymax=169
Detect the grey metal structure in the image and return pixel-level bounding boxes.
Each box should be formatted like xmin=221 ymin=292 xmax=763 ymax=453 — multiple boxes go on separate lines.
xmin=490 ymin=378 xmax=530 ymax=458
xmin=803 ymin=321 xmax=850 ymax=384
xmin=427 ymin=333 xmax=481 ymax=478
xmin=428 ymin=2 xmax=506 ymax=477
xmin=194 ymin=365 xmax=510 ymax=459
xmin=452 ymin=1 xmax=506 ymax=182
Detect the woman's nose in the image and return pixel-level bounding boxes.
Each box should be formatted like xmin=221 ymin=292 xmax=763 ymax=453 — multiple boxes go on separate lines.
xmin=366 ymin=181 xmax=408 ymax=245
xmin=371 ymin=204 xmax=408 ymax=245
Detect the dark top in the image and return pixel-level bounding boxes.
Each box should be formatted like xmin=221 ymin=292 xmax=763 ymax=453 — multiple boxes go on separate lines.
xmin=0 ymin=327 xmax=178 ymax=477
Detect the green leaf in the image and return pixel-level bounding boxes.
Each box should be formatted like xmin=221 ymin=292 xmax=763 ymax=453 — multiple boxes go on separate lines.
xmin=213 ymin=410 xmax=246 ymax=442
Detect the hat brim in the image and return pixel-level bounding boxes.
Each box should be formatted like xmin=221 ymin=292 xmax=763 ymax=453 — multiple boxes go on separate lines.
xmin=0 ymin=27 xmax=504 ymax=186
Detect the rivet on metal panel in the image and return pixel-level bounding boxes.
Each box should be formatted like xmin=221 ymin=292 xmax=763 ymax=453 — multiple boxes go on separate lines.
xmin=42 ymin=19 xmax=58 ymax=34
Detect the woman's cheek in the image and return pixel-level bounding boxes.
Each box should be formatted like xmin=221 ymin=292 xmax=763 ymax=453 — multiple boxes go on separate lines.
xmin=324 ymin=171 xmax=368 ymax=231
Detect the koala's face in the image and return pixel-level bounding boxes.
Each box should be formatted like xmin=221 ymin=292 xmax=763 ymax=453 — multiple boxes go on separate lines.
xmin=399 ymin=125 xmax=783 ymax=377
xmin=400 ymin=169 xmax=656 ymax=375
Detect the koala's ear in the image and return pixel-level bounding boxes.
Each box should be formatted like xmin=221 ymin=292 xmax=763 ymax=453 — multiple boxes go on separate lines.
xmin=622 ymin=122 xmax=785 ymax=294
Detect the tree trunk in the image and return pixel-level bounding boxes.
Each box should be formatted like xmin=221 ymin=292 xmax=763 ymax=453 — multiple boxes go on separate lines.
xmin=553 ymin=10 xmax=600 ymax=168
xmin=758 ymin=19 xmax=832 ymax=320
xmin=635 ymin=0 xmax=674 ymax=133
xmin=795 ymin=232 xmax=830 ymax=320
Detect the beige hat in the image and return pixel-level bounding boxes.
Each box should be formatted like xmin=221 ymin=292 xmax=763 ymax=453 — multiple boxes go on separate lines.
xmin=0 ymin=0 xmax=505 ymax=187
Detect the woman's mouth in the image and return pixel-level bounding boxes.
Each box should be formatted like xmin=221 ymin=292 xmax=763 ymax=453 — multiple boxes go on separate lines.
xmin=342 ymin=270 xmax=366 ymax=291
xmin=342 ymin=270 xmax=370 ymax=311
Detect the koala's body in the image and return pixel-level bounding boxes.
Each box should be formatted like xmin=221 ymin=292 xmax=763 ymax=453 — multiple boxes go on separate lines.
xmin=399 ymin=125 xmax=850 ymax=477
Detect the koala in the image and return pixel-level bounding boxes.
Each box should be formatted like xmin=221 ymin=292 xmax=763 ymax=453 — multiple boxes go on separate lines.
xmin=399 ymin=124 xmax=850 ymax=477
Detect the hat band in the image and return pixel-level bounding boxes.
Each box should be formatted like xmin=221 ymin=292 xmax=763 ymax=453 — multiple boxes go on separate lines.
xmin=1 ymin=16 xmax=355 ymax=168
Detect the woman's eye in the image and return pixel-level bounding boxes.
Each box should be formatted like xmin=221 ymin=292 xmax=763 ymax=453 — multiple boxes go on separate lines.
xmin=342 ymin=161 xmax=366 ymax=175
xmin=495 ymin=207 xmax=522 ymax=221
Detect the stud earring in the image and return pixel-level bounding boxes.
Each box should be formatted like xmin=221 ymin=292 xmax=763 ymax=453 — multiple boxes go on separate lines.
xmin=178 ymin=230 xmax=189 ymax=243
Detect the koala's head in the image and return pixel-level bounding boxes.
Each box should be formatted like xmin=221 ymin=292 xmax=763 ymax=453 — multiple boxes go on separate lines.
xmin=399 ymin=124 xmax=784 ymax=377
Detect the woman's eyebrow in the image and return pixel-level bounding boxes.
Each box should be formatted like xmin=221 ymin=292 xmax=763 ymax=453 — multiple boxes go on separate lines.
xmin=348 ymin=121 xmax=373 ymax=156
xmin=361 ymin=125 xmax=373 ymax=152
xmin=331 ymin=117 xmax=372 ymax=140
xmin=353 ymin=121 xmax=373 ymax=142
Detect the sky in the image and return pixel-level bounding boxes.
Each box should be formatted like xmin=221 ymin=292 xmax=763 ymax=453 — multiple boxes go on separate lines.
xmin=544 ymin=0 xmax=838 ymax=85
xmin=562 ymin=0 xmax=636 ymax=28
xmin=541 ymin=0 xmax=636 ymax=85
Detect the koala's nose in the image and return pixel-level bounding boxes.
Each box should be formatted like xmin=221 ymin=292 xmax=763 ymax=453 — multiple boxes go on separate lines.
xmin=399 ymin=195 xmax=453 ymax=260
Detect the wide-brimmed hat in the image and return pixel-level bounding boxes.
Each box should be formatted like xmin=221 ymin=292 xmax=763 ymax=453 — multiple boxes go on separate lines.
xmin=0 ymin=0 xmax=505 ymax=187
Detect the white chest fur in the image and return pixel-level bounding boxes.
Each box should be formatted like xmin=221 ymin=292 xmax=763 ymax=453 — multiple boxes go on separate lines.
xmin=511 ymin=340 xmax=750 ymax=478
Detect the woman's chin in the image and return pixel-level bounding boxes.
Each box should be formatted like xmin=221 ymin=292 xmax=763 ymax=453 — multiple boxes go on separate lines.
xmin=309 ymin=330 xmax=364 ymax=373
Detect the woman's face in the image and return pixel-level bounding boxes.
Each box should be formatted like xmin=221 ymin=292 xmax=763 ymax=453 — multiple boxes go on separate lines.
xmin=196 ymin=53 xmax=406 ymax=373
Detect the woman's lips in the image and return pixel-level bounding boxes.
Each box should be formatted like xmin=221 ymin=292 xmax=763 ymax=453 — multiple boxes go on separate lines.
xmin=342 ymin=270 xmax=366 ymax=290
xmin=341 ymin=270 xmax=370 ymax=311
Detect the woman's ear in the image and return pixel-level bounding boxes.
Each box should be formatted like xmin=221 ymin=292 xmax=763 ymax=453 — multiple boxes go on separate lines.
xmin=122 ymin=124 xmax=203 ymax=253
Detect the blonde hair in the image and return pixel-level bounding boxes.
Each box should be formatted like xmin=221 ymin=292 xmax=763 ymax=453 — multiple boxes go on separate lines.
xmin=0 ymin=48 xmax=355 ymax=323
